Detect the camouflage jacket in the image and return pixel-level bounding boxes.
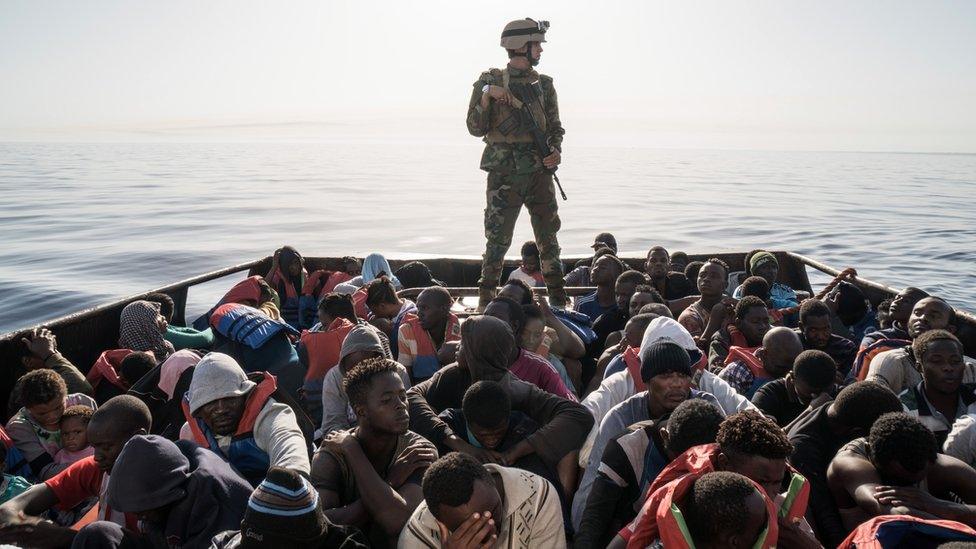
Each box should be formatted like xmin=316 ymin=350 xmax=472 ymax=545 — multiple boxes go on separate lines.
xmin=466 ymin=66 xmax=565 ymax=175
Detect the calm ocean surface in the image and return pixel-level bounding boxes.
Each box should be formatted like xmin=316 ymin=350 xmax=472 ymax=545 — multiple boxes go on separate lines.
xmin=1 ymin=140 xmax=974 ymax=334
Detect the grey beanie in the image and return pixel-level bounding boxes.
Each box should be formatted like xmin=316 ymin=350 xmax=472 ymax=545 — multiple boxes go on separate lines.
xmin=187 ymin=352 xmax=255 ymax=415
xmin=339 ymin=324 xmax=385 ymax=365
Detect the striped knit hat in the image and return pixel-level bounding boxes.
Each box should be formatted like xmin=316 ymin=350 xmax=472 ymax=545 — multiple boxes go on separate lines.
xmin=240 ymin=467 xmax=329 ymax=547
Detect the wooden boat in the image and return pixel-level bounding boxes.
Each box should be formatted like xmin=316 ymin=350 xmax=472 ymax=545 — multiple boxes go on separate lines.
xmin=2 ymin=251 xmax=973 ymax=416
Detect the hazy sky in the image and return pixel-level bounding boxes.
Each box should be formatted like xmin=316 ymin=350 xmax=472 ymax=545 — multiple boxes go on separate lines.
xmin=2 ymin=1 xmax=974 ymax=151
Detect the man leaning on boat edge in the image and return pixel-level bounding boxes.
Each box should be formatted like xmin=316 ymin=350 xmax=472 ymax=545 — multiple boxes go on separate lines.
xmin=467 ymin=17 xmax=568 ymax=311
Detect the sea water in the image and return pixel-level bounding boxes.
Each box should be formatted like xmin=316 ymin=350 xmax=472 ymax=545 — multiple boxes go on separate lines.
xmin=1 ymin=140 xmax=974 ymax=333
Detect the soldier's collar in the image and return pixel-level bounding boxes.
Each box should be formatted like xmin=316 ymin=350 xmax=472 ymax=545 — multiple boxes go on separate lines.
xmin=504 ymin=65 xmax=537 ymax=78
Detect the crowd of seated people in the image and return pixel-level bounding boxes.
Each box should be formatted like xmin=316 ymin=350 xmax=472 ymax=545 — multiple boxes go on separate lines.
xmin=1 ymin=238 xmax=975 ymax=548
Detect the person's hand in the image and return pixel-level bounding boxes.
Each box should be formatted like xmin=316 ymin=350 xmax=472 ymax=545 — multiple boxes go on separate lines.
xmin=710 ymin=297 xmax=737 ymax=324
xmin=0 ymin=506 xmax=18 ymax=529
xmin=874 ymin=486 xmax=952 ymax=516
xmin=436 ymin=512 xmax=497 ymax=549
xmin=0 ymin=514 xmax=76 ymax=548
xmin=21 ymin=328 xmax=57 ymax=363
xmin=485 ymin=85 xmax=516 ymax=105
xmin=322 ymin=430 xmax=359 ymax=457
xmin=450 ymin=439 xmax=507 ymax=465
xmin=825 ymin=290 xmax=840 ymax=314
xmin=808 ymin=391 xmax=833 ymax=410
xmin=388 ymin=442 xmax=438 ymax=488
xmin=437 ymin=341 xmax=459 ymax=365
xmin=776 ymin=516 xmax=823 ymax=549
xmin=543 ymin=150 xmax=561 ymax=169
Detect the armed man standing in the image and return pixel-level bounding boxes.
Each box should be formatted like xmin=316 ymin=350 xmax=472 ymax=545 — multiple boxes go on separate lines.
xmin=467 ymin=18 xmax=568 ymax=310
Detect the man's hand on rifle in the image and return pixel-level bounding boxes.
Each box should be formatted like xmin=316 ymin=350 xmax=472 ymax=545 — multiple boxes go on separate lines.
xmin=486 ymin=85 xmax=516 ymax=105
xmin=543 ymin=149 xmax=561 ymax=169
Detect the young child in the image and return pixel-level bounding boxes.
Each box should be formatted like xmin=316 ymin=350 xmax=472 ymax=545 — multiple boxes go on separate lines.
xmin=507 ymin=240 xmax=545 ymax=287
xmin=0 ymin=445 xmax=31 ymax=504
xmin=54 ymin=405 xmax=95 ymax=465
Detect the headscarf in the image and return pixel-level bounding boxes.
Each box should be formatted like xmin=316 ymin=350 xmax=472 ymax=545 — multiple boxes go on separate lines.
xmin=361 ymin=253 xmax=401 ymax=289
xmin=119 ymin=300 xmax=174 ymax=361
xmin=749 ymin=251 xmax=778 ymax=273
xmin=460 ymin=315 xmax=517 ymax=382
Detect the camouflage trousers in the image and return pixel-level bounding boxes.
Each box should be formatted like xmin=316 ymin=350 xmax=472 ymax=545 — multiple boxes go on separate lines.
xmin=479 ymin=170 xmax=566 ymax=304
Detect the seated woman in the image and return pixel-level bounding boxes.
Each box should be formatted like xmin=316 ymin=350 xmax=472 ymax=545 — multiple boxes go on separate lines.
xmin=118 ymin=300 xmax=174 ymax=362
xmin=364 ymin=276 xmax=416 ymax=353
xmin=348 ymin=252 xmax=401 ymax=289
xmin=265 ymin=245 xmax=307 ymax=329
xmin=298 ymin=293 xmax=358 ymax=425
xmin=144 ymin=292 xmax=214 ymax=352
xmin=5 ymin=370 xmax=97 ymax=480
xmin=483 ymin=297 xmax=576 ymax=401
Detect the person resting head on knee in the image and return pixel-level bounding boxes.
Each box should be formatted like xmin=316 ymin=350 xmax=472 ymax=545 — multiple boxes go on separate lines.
xmin=399 ymin=452 xmax=566 ymax=548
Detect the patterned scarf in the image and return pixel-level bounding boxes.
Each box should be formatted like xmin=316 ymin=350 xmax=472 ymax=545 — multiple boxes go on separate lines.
xmin=119 ymin=300 xmax=173 ymax=361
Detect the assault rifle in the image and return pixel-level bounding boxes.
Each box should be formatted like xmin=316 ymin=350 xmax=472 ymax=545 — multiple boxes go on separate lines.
xmin=508 ymin=81 xmax=568 ymax=201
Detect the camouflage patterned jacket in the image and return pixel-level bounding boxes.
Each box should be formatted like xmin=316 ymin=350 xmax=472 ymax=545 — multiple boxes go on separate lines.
xmin=466 ymin=66 xmax=565 ymax=175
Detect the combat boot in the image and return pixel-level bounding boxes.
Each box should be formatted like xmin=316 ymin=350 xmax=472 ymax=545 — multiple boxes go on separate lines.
xmin=477 ymin=286 xmax=496 ymax=312
xmin=547 ymin=285 xmax=569 ymax=309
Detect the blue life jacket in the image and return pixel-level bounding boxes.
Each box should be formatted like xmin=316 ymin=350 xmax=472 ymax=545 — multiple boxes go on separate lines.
xmin=209 ymin=303 xmax=299 ymax=350
xmin=551 ymin=308 xmax=598 ymax=344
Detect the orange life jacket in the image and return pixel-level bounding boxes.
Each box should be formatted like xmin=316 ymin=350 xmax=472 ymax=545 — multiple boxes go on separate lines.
xmin=181 ymin=373 xmax=278 ymax=486
xmin=623 ymin=346 xmax=645 ymax=392
xmin=854 ymin=338 xmax=911 ymax=381
xmin=300 ymin=269 xmax=333 ymax=298
xmin=725 ymin=345 xmax=771 ymax=398
xmin=839 ymin=515 xmax=976 ymax=548
xmin=400 ymin=312 xmax=461 ymax=380
xmin=638 ymin=443 xmax=809 ymax=527
xmin=627 ymin=469 xmax=780 ymax=549
xmin=299 ymin=318 xmax=356 ymax=381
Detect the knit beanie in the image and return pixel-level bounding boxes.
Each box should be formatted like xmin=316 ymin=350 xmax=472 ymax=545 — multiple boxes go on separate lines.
xmin=240 ymin=467 xmax=331 ymax=548
xmin=187 ymin=352 xmax=255 ymax=415
xmin=640 ymin=340 xmax=692 ymax=382
xmin=339 ymin=324 xmax=385 ymax=365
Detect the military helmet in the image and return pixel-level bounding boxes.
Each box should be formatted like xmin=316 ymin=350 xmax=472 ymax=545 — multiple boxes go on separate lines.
xmin=500 ymin=18 xmax=548 ymax=50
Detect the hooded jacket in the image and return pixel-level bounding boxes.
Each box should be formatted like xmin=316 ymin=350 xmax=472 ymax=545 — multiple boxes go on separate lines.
xmin=106 ymin=435 xmax=252 ymax=548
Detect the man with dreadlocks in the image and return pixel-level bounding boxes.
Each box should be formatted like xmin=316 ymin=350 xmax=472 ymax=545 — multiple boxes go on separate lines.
xmin=467 ymin=18 xmax=568 ymax=311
